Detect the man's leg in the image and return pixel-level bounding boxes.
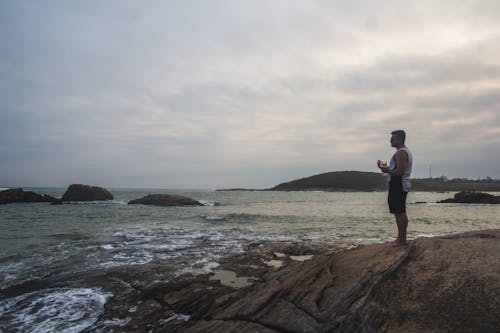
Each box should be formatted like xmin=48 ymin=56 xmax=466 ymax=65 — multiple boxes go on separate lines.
xmin=392 ymin=212 xmax=408 ymax=246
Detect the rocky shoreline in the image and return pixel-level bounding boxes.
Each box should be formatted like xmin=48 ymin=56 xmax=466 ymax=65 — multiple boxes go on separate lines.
xmin=1 ymin=230 xmax=498 ymax=332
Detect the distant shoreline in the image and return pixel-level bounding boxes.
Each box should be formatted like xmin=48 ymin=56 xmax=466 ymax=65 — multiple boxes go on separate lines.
xmin=218 ymin=170 xmax=500 ymax=192
xmin=3 ymin=170 xmax=500 ymax=193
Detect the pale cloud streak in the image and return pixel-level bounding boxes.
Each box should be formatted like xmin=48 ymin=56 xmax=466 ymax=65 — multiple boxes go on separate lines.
xmin=1 ymin=0 xmax=500 ymax=188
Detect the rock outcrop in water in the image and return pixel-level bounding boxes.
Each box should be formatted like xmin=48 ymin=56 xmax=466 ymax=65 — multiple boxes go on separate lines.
xmin=0 ymin=188 xmax=59 ymax=204
xmin=61 ymin=184 xmax=113 ymax=202
xmin=128 ymin=194 xmax=203 ymax=206
xmin=438 ymin=191 xmax=500 ymax=204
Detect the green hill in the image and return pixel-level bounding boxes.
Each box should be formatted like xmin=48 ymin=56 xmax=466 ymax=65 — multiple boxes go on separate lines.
xmin=270 ymin=171 xmax=386 ymax=191
xmin=268 ymin=171 xmax=500 ymax=192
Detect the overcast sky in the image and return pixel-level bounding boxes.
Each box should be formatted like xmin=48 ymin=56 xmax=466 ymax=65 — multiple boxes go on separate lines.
xmin=1 ymin=1 xmax=500 ymax=188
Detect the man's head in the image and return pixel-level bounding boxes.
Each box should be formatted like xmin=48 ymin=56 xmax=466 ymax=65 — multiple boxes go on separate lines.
xmin=390 ymin=130 xmax=406 ymax=148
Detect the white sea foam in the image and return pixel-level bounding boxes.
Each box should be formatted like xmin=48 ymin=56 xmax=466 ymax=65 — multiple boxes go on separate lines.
xmin=0 ymin=258 xmax=57 ymax=290
xmin=109 ymin=200 xmax=128 ymax=205
xmin=413 ymin=233 xmax=436 ymax=238
xmin=158 ymin=313 xmax=191 ymax=324
xmin=155 ymin=252 xmax=183 ymax=260
xmin=103 ymin=317 xmax=131 ymax=327
xmin=62 ymin=200 xmax=127 ymax=205
xmin=2 ymin=273 xmax=18 ymax=285
xmin=138 ymin=240 xmax=194 ymax=251
xmin=205 ymin=215 xmax=225 ymax=221
xmin=100 ymin=244 xmax=115 ymax=250
xmin=99 ymin=250 xmax=153 ymax=268
xmin=352 ymin=237 xmax=386 ymax=243
xmin=0 ymin=262 xmax=25 ymax=283
xmin=112 ymin=231 xmax=152 ymax=242
xmin=176 ymin=259 xmax=220 ymax=276
xmin=199 ymin=200 xmax=216 ymax=206
xmin=0 ymin=288 xmax=112 ymax=333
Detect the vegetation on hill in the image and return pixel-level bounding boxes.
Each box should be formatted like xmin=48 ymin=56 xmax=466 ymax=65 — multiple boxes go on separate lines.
xmin=270 ymin=171 xmax=387 ymax=191
xmin=269 ymin=171 xmax=500 ymax=192
xmin=412 ymin=176 xmax=500 ymax=191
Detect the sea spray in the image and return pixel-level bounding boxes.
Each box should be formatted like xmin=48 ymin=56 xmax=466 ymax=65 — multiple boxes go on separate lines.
xmin=0 ymin=288 xmax=112 ymax=333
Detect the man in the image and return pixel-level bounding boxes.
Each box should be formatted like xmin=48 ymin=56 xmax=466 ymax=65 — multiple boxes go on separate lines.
xmin=377 ymin=130 xmax=413 ymax=246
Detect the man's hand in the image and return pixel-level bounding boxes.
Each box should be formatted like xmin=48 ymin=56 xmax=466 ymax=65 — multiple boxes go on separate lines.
xmin=379 ymin=165 xmax=390 ymax=173
xmin=377 ymin=160 xmax=389 ymax=173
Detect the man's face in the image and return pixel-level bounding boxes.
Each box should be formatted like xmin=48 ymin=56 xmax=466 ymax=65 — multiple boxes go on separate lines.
xmin=390 ymin=135 xmax=399 ymax=147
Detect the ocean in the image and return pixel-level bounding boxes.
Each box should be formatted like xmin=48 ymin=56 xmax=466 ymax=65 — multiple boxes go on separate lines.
xmin=1 ymin=188 xmax=499 ymax=332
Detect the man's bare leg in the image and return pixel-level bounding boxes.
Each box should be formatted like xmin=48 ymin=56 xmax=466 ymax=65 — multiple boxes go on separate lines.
xmin=391 ymin=212 xmax=408 ymax=246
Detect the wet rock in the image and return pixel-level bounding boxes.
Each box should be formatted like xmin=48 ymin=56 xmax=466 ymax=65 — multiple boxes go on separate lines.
xmin=186 ymin=229 xmax=500 ymax=333
xmin=3 ymin=232 xmax=498 ymax=333
xmin=61 ymin=184 xmax=113 ymax=202
xmin=128 ymin=194 xmax=202 ymax=206
xmin=0 ymin=188 xmax=60 ymax=204
xmin=438 ymin=191 xmax=500 ymax=204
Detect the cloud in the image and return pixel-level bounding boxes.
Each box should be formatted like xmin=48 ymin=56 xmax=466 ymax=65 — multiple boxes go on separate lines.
xmin=1 ymin=1 xmax=500 ymax=188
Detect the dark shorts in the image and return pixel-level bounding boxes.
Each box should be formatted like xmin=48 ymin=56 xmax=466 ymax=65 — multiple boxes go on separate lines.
xmin=388 ymin=176 xmax=408 ymax=214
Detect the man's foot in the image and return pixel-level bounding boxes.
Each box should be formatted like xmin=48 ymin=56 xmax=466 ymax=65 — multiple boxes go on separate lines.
xmin=389 ymin=240 xmax=407 ymax=247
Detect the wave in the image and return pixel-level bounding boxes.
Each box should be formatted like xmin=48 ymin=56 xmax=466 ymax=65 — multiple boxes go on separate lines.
xmin=63 ymin=200 xmax=127 ymax=205
xmin=0 ymin=288 xmax=112 ymax=333
xmin=198 ymin=200 xmax=217 ymax=207
xmin=201 ymin=212 xmax=308 ymax=226
xmin=204 ymin=215 xmax=225 ymax=221
xmin=1 ymin=226 xmax=295 ymax=290
xmin=176 ymin=258 xmax=220 ymax=276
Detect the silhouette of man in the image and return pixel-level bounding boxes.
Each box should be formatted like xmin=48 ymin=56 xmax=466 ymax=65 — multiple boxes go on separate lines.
xmin=378 ymin=130 xmax=413 ymax=246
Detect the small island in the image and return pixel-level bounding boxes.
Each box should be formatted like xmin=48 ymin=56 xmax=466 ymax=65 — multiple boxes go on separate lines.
xmin=217 ymin=171 xmax=500 ymax=192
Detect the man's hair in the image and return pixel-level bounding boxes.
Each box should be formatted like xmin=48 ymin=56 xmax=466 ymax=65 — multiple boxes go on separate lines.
xmin=391 ymin=130 xmax=406 ymax=143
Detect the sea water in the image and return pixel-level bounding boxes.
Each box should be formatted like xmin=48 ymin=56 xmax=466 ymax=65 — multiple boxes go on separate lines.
xmin=1 ymin=188 xmax=499 ymax=331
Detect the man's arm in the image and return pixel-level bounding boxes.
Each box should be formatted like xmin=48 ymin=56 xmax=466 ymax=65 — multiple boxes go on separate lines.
xmin=391 ymin=151 xmax=408 ymax=176
xmin=379 ymin=151 xmax=408 ymax=176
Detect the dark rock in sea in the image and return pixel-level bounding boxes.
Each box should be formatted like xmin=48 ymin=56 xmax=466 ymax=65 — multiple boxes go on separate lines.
xmin=438 ymin=191 xmax=500 ymax=204
xmin=0 ymin=188 xmax=60 ymax=204
xmin=61 ymin=184 xmax=113 ymax=202
xmin=128 ymin=194 xmax=203 ymax=206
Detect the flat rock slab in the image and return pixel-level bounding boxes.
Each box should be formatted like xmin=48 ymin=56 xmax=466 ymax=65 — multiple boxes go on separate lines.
xmin=2 ymin=233 xmax=498 ymax=332
xmin=128 ymin=194 xmax=203 ymax=206
xmin=186 ymin=229 xmax=500 ymax=333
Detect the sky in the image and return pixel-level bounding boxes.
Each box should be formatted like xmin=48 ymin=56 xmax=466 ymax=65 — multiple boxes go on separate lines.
xmin=1 ymin=0 xmax=500 ymax=189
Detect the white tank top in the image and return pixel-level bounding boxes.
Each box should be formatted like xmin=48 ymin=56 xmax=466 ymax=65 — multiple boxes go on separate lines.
xmin=389 ymin=146 xmax=413 ymax=191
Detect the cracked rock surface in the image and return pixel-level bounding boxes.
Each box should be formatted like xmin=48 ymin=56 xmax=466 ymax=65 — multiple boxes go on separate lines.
xmin=1 ymin=231 xmax=498 ymax=332
xmin=187 ymin=229 xmax=500 ymax=333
